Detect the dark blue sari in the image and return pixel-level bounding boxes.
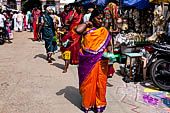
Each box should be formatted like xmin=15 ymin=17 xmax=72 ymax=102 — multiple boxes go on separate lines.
xmin=42 ymin=14 xmax=57 ymax=54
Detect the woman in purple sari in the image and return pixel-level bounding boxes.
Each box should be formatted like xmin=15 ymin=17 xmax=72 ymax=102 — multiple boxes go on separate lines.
xmin=76 ymin=8 xmax=114 ymax=113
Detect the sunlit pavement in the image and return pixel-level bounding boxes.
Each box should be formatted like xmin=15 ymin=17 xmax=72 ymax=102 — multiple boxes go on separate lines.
xmin=0 ymin=31 xmax=169 ymax=113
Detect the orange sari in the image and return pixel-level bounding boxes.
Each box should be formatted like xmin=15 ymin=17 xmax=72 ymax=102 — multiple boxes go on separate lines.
xmin=78 ymin=27 xmax=111 ymax=113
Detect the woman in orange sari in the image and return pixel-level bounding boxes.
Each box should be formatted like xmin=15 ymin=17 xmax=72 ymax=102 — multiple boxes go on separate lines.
xmin=61 ymin=3 xmax=83 ymax=73
xmin=76 ymin=8 xmax=113 ymax=113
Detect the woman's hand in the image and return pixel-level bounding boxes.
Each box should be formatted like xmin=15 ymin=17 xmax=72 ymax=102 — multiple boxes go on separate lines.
xmin=84 ymin=21 xmax=93 ymax=28
xmin=37 ymin=33 xmax=40 ymax=39
xmin=73 ymin=9 xmax=76 ymax=14
xmin=106 ymin=42 xmax=112 ymax=53
xmin=69 ymin=9 xmax=76 ymax=22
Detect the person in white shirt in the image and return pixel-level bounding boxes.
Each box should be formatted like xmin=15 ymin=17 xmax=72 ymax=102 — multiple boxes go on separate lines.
xmin=16 ymin=11 xmax=24 ymax=31
xmin=0 ymin=11 xmax=6 ymax=28
xmin=0 ymin=11 xmax=12 ymax=43
xmin=12 ymin=11 xmax=18 ymax=31
xmin=83 ymin=8 xmax=94 ymax=22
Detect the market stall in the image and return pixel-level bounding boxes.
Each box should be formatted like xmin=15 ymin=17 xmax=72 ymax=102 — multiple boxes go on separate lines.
xmin=114 ymin=0 xmax=170 ymax=82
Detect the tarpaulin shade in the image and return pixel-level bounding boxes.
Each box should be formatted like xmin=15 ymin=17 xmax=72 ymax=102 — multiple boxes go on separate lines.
xmin=122 ymin=0 xmax=152 ymax=9
xmin=97 ymin=0 xmax=119 ymax=7
xmin=81 ymin=0 xmax=119 ymax=7
xmin=82 ymin=1 xmax=94 ymax=8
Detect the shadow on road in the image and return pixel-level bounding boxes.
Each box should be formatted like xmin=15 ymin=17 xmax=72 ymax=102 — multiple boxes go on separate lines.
xmin=34 ymin=54 xmax=47 ymax=60
xmin=115 ymin=70 xmax=124 ymax=77
xmin=34 ymin=54 xmax=56 ymax=61
xmin=56 ymin=86 xmax=81 ymax=110
xmin=51 ymin=63 xmax=65 ymax=70
xmin=139 ymin=80 xmax=157 ymax=90
xmin=28 ymin=38 xmax=35 ymax=41
xmin=58 ymin=55 xmax=62 ymax=59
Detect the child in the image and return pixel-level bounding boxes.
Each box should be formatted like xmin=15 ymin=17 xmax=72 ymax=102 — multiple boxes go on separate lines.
xmin=61 ymin=37 xmax=73 ymax=73
xmin=108 ymin=55 xmax=116 ymax=78
xmin=103 ymin=44 xmax=116 ymax=78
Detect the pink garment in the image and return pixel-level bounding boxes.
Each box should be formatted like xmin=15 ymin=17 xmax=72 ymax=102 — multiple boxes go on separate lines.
xmin=4 ymin=14 xmax=11 ymax=33
xmin=5 ymin=14 xmax=9 ymax=19
xmin=7 ymin=26 xmax=11 ymax=33
xmin=24 ymin=16 xmax=27 ymax=29
xmin=32 ymin=9 xmax=40 ymax=23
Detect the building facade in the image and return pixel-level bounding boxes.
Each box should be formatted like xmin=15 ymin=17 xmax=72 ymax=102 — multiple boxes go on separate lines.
xmin=1 ymin=0 xmax=62 ymax=12
xmin=41 ymin=0 xmax=60 ymax=12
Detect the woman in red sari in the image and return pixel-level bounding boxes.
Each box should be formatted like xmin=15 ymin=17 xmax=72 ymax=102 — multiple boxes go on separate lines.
xmin=76 ymin=8 xmax=114 ymax=113
xmin=32 ymin=6 xmax=40 ymax=41
xmin=61 ymin=3 xmax=83 ymax=73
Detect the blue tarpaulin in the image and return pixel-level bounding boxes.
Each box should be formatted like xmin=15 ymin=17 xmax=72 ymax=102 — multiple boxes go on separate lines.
xmin=97 ymin=0 xmax=119 ymax=7
xmin=97 ymin=0 xmax=106 ymax=6
xmin=82 ymin=1 xmax=95 ymax=8
xmin=82 ymin=0 xmax=119 ymax=8
xmin=122 ymin=0 xmax=152 ymax=9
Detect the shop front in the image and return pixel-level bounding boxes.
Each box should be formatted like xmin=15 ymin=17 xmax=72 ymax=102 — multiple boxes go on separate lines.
xmin=110 ymin=0 xmax=170 ymax=90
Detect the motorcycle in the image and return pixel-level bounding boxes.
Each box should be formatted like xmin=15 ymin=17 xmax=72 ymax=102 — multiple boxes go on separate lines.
xmin=146 ymin=42 xmax=170 ymax=91
xmin=0 ymin=27 xmax=6 ymax=45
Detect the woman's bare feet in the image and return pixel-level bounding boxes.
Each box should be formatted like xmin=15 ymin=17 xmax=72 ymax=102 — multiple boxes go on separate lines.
xmin=47 ymin=53 xmax=52 ymax=63
xmin=62 ymin=70 xmax=67 ymax=73
xmin=48 ymin=58 xmax=52 ymax=63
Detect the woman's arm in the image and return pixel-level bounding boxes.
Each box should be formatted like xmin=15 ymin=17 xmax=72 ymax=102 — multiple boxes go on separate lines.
xmin=69 ymin=9 xmax=76 ymax=22
xmin=64 ymin=20 xmax=69 ymax=26
xmin=75 ymin=21 xmax=93 ymax=34
xmin=38 ymin=23 xmax=43 ymax=37
xmin=107 ymin=42 xmax=112 ymax=53
xmin=53 ymin=17 xmax=58 ymax=31
xmin=54 ymin=22 xmax=58 ymax=32
xmin=37 ymin=17 xmax=44 ymax=37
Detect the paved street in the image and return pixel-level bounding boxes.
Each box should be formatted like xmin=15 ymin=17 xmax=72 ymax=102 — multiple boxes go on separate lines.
xmin=0 ymin=31 xmax=168 ymax=113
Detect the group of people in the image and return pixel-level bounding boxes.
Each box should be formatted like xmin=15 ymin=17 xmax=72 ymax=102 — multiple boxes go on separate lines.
xmin=0 ymin=2 xmax=118 ymax=112
xmin=37 ymin=2 xmax=118 ymax=113
xmin=0 ymin=9 xmax=14 ymax=43
xmin=0 ymin=7 xmax=37 ymax=44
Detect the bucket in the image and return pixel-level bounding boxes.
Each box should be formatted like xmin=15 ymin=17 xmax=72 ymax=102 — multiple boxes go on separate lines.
xmin=62 ymin=51 xmax=71 ymax=60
